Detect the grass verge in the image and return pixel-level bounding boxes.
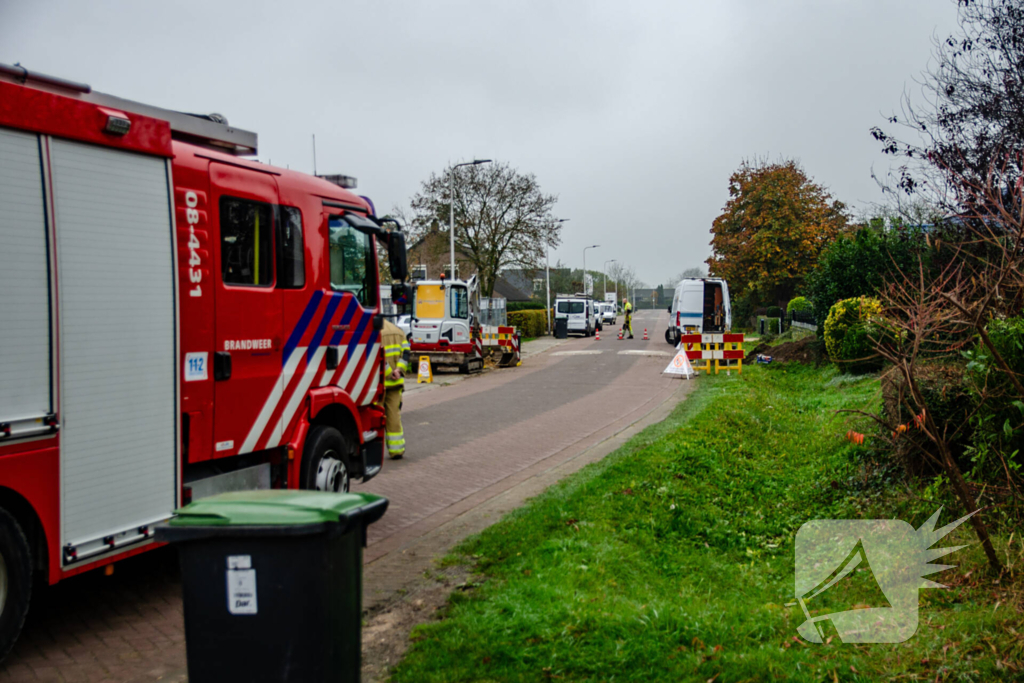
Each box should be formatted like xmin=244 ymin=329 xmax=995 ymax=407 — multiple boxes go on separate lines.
xmin=391 ymin=363 xmax=1023 ymax=682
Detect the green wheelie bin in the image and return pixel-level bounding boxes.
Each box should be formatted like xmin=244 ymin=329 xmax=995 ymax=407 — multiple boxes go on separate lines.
xmin=156 ymin=490 xmax=388 ymax=683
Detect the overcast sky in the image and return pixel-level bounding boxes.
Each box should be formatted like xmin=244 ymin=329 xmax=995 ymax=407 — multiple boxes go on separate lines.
xmin=2 ymin=0 xmax=960 ymax=287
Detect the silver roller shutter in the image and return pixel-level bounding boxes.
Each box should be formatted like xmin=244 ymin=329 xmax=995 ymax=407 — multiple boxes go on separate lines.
xmin=50 ymin=139 xmax=177 ymax=558
xmin=0 ymin=128 xmax=52 ymax=437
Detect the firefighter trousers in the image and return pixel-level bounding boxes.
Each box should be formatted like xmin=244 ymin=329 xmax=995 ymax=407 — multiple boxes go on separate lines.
xmin=384 ymin=387 xmax=405 ymax=457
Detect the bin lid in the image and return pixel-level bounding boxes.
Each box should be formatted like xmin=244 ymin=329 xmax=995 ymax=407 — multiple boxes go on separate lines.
xmin=168 ymin=490 xmax=387 ymax=527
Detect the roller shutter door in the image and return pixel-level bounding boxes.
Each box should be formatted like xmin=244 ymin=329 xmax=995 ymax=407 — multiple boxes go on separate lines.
xmin=50 ymin=139 xmax=177 ymax=558
xmin=0 ymin=128 xmax=52 ymax=438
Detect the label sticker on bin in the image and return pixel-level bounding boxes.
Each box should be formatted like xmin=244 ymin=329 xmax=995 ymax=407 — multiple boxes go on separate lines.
xmin=226 ymin=555 xmax=257 ymax=615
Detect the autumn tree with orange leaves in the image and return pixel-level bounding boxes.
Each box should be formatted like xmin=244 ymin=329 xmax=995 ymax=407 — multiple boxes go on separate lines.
xmin=707 ymin=160 xmax=848 ymax=308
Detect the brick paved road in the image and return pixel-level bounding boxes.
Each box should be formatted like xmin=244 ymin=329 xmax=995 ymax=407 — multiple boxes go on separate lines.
xmin=1 ymin=310 xmax=679 ymax=681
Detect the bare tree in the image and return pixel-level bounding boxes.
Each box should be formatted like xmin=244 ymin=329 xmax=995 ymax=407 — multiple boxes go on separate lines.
xmin=865 ymin=155 xmax=1024 ymax=572
xmin=872 ymin=0 xmax=1024 ymax=210
xmin=862 ymin=0 xmax=1024 ymax=575
xmin=674 ymin=266 xmax=707 ymax=283
xmin=869 ymin=258 xmax=1003 ymax=571
xmin=406 ymin=162 xmax=561 ymax=297
xmin=607 ymin=263 xmax=642 ymax=301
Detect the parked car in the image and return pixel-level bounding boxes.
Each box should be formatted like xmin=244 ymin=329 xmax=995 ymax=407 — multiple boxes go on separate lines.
xmin=396 ymin=314 xmax=412 ymax=338
xmin=599 ymin=302 xmax=617 ymax=325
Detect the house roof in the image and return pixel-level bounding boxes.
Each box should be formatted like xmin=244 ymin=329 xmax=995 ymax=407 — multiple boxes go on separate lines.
xmin=493 ymin=273 xmax=534 ymax=301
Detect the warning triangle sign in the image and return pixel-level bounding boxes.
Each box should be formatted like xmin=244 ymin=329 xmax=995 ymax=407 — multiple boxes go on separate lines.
xmin=663 ymin=344 xmax=696 ymax=378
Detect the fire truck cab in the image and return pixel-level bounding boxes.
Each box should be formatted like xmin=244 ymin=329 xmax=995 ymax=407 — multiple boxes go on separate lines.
xmin=0 ymin=64 xmax=407 ymax=657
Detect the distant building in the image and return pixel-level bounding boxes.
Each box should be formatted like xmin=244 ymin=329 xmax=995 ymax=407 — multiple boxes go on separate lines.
xmin=493 ymin=268 xmax=538 ymax=302
xmin=406 ymin=221 xmax=475 ymax=281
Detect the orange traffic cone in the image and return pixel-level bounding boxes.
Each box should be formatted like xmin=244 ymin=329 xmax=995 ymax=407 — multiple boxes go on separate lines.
xmin=595 ymin=329 xmax=600 ymax=341
xmin=617 ymin=328 xmax=623 ymax=340
xmin=643 ymin=328 xmax=649 ymax=340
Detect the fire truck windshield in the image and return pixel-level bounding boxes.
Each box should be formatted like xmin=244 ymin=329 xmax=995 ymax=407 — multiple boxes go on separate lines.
xmin=328 ymin=217 xmax=378 ymax=307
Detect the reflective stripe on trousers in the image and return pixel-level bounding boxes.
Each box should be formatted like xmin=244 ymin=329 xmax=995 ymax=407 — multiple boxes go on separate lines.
xmin=384 ymin=387 xmax=404 ymax=455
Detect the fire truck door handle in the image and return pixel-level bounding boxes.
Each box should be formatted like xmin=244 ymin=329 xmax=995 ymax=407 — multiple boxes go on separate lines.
xmin=326 ymin=346 xmax=341 ymax=371
xmin=214 ymin=352 xmax=232 ymax=381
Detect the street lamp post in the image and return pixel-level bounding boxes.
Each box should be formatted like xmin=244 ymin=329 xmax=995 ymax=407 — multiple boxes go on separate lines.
xmin=449 ymin=159 xmax=491 ymax=281
xmin=603 ymin=259 xmax=616 ymax=302
xmin=546 ymin=219 xmax=569 ymax=334
xmin=582 ymin=244 xmax=599 ymax=296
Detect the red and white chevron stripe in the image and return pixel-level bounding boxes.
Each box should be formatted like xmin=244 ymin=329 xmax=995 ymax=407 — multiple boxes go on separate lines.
xmin=239 ymin=292 xmax=383 ymax=454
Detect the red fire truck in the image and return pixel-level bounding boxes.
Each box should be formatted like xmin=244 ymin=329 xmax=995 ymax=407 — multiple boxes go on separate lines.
xmin=0 ymin=64 xmax=408 ymax=656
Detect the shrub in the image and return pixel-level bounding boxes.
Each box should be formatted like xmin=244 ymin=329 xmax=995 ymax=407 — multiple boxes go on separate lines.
xmin=507 ymin=310 xmax=548 ymax=337
xmin=881 ymin=364 xmax=974 ymax=477
xmin=807 ymin=225 xmax=925 ymax=329
xmin=507 ymin=301 xmax=546 ymax=312
xmin=963 ymin=316 xmax=1024 ymax=483
xmin=766 ymin=305 xmax=783 ymax=319
xmin=756 ymin=315 xmax=782 ymax=338
xmin=787 ymin=296 xmax=812 ymax=313
xmin=823 ymin=296 xmax=882 ymax=371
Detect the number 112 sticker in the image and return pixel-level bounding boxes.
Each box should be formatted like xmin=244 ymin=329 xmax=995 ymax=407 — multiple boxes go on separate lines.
xmin=185 ymin=352 xmax=208 ymax=381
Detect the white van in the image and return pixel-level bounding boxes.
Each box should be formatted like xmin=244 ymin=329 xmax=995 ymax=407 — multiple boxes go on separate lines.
xmin=666 ymin=278 xmax=731 ymax=344
xmin=555 ymin=295 xmax=598 ymax=336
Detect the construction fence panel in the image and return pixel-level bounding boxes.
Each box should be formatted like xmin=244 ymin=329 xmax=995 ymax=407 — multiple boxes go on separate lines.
xmin=680 ymin=333 xmax=745 ymax=375
xmin=479 ymin=298 xmax=507 ymax=327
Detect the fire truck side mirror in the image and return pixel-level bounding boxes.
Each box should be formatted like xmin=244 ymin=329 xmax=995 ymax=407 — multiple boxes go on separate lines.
xmin=390 ymin=283 xmax=413 ymax=308
xmin=385 ymin=231 xmax=408 ymax=282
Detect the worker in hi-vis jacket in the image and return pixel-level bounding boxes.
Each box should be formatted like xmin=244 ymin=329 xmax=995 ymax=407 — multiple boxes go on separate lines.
xmin=622 ymin=298 xmax=634 ymax=339
xmin=382 ymin=319 xmax=411 ymax=459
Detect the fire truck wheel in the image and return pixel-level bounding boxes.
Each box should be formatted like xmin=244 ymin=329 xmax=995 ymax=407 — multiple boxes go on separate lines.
xmin=0 ymin=508 xmax=32 ymax=661
xmin=301 ymin=426 xmax=352 ymax=494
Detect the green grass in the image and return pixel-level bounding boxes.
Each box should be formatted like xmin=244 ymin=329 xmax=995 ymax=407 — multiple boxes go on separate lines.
xmin=392 ymin=364 xmax=1023 ymax=682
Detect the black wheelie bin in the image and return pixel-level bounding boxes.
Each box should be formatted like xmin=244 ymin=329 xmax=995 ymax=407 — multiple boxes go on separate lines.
xmin=156 ymin=490 xmax=388 ymax=683
xmin=555 ymin=317 xmax=569 ymax=339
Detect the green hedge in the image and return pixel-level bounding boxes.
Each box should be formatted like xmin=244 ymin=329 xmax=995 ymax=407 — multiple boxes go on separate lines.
xmin=507 ymin=301 xmax=546 ymax=312
xmin=823 ymin=296 xmax=882 ymax=372
xmin=787 ymin=296 xmax=812 ymax=313
xmin=507 ymin=310 xmax=549 ymax=337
